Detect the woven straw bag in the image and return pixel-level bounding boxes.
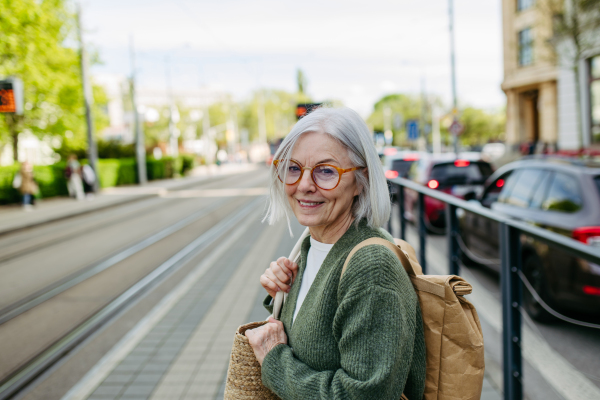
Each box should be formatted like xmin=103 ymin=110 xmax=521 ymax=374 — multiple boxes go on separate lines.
xmin=224 ymin=229 xmax=310 ymax=400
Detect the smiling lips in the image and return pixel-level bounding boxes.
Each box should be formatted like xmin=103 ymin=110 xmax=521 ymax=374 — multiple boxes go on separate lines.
xmin=297 ymin=199 xmax=324 ymax=208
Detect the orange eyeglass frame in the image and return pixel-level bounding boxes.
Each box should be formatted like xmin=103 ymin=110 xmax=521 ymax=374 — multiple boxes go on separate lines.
xmin=273 ymin=159 xmax=362 ymax=190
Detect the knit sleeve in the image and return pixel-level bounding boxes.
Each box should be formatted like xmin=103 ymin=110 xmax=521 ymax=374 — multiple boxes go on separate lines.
xmin=261 ymin=246 xmax=418 ymax=400
xmin=263 ymin=294 xmax=274 ymax=315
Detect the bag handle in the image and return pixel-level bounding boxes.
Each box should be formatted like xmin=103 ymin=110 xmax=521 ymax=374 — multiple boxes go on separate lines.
xmin=272 ymin=227 xmax=310 ymax=320
xmin=341 ymin=237 xmax=422 ymax=278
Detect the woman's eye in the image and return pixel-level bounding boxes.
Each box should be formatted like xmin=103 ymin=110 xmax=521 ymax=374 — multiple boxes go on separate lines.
xmin=289 ymin=166 xmax=301 ymax=172
xmin=320 ymin=168 xmax=335 ymax=175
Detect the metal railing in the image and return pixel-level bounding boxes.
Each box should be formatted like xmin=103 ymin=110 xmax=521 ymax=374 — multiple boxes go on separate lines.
xmin=387 ymin=177 xmax=600 ymax=400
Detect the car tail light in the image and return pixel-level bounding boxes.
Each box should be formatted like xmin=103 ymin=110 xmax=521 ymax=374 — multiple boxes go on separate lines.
xmin=496 ymin=179 xmax=505 ymax=188
xmin=573 ymin=227 xmax=600 ymax=247
xmin=427 ymin=180 xmax=439 ymax=189
xmin=384 ymin=148 xmax=397 ymax=156
xmin=385 ymin=170 xmax=399 ymax=179
xmin=583 ymin=286 xmax=600 ymax=296
xmin=404 ymin=154 xmax=420 ymax=161
xmin=454 ymin=159 xmax=470 ymax=167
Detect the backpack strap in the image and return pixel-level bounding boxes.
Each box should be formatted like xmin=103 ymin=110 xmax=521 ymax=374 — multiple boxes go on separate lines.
xmin=341 ymin=237 xmax=421 ymax=278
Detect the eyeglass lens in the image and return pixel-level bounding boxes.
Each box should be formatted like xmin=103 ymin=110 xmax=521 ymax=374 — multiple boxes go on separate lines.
xmin=278 ymin=161 xmax=340 ymax=190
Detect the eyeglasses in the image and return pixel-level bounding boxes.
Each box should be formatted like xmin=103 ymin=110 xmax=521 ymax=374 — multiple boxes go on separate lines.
xmin=273 ymin=159 xmax=362 ymax=190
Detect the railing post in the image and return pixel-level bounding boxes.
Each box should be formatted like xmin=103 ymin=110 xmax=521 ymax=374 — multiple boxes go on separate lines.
xmin=500 ymin=223 xmax=523 ymax=400
xmin=446 ymin=204 xmax=460 ymax=276
xmin=418 ymin=192 xmax=427 ymax=273
xmin=398 ymin=183 xmax=406 ymax=241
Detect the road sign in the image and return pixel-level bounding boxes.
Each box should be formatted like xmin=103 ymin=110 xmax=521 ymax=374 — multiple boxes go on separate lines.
xmin=449 ymin=119 xmax=465 ymax=136
xmin=406 ymin=120 xmax=419 ymax=141
xmin=0 ymin=78 xmax=24 ymax=115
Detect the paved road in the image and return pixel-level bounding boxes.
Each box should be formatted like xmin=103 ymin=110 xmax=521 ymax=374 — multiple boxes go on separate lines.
xmin=389 ymin=203 xmax=600 ymax=400
xmin=0 ymin=168 xmax=269 ymax=391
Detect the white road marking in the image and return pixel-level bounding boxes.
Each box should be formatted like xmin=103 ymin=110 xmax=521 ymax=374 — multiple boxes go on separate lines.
xmin=159 ymin=188 xmax=269 ymax=198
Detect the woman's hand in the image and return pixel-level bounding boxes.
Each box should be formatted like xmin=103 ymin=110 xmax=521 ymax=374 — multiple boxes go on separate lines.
xmin=260 ymin=257 xmax=298 ymax=298
xmin=245 ymin=317 xmax=287 ymax=365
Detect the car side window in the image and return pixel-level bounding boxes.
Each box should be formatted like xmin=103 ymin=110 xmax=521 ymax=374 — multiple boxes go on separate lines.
xmin=542 ymin=173 xmax=583 ymax=212
xmin=529 ymin=171 xmax=553 ymax=209
xmin=497 ymin=170 xmax=521 ymax=204
xmin=500 ymin=169 xmax=545 ymax=208
xmin=481 ymin=171 xmax=513 ymax=208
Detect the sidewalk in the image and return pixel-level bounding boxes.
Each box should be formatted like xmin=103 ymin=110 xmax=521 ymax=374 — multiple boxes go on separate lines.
xmin=61 ymin=218 xmax=503 ymax=400
xmin=0 ymin=163 xmax=260 ymax=236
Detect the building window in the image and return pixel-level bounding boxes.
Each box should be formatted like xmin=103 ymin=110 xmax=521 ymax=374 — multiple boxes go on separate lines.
xmin=590 ymin=55 xmax=600 ymax=144
xmin=519 ymin=28 xmax=534 ymax=66
xmin=517 ymin=0 xmax=535 ymax=11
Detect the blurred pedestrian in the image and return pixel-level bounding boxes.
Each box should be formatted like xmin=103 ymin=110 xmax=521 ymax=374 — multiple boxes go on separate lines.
xmin=65 ymin=155 xmax=84 ymax=200
xmin=82 ymin=164 xmax=96 ymax=199
xmin=15 ymin=161 xmax=38 ymax=210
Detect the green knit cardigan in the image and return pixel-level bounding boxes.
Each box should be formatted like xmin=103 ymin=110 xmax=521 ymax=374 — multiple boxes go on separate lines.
xmin=262 ymin=219 xmax=426 ymax=400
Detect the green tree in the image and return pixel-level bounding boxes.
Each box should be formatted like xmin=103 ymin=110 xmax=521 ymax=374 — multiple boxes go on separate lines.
xmin=0 ymin=0 xmax=108 ymax=162
xmin=368 ymin=94 xmax=427 ymax=146
xmin=458 ymin=107 xmax=506 ymax=146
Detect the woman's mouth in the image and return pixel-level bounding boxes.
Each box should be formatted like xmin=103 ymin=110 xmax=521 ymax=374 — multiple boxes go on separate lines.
xmin=297 ymin=199 xmax=324 ymax=208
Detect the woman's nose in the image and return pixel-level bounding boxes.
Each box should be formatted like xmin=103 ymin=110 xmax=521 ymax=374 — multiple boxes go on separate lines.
xmin=297 ymin=170 xmax=316 ymax=192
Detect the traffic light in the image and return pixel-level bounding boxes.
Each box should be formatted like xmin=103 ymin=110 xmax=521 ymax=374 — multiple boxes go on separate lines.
xmin=296 ymin=103 xmax=322 ymax=120
xmin=0 ymin=78 xmax=24 ymax=115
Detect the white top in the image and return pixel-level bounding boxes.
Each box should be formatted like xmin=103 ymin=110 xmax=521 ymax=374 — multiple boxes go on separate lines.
xmin=292 ymin=237 xmax=334 ymax=324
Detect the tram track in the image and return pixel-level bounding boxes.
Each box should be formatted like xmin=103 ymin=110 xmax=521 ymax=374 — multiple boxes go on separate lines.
xmin=0 ymin=196 xmax=264 ymax=400
xmin=0 ymin=171 xmax=259 ymax=265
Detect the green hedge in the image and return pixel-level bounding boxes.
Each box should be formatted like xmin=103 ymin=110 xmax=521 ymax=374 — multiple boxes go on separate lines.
xmin=0 ymin=155 xmax=197 ymax=204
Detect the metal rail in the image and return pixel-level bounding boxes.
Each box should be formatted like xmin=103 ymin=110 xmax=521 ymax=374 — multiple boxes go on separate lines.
xmin=0 ymin=197 xmax=264 ymax=400
xmin=388 ymin=176 xmax=600 ymax=400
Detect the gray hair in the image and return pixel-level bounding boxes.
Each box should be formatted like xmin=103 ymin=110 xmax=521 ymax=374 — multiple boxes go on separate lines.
xmin=263 ymin=107 xmax=391 ymax=231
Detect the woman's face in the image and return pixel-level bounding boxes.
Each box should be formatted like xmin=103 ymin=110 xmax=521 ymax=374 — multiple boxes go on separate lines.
xmin=284 ymin=131 xmax=360 ymax=234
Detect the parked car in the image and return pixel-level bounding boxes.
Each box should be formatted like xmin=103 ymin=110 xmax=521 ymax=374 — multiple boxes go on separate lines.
xmin=383 ymin=151 xmax=424 ymax=201
xmin=458 ymin=157 xmax=600 ymax=321
xmin=404 ymin=152 xmax=494 ymax=229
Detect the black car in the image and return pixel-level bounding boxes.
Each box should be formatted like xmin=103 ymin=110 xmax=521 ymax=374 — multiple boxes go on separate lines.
xmin=459 ymin=157 xmax=600 ymax=321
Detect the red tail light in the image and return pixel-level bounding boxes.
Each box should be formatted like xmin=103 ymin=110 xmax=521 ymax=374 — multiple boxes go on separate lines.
xmin=404 ymin=154 xmax=420 ymax=161
xmin=385 ymin=170 xmax=399 ymax=179
xmin=454 ymin=159 xmax=470 ymax=167
xmin=496 ymin=179 xmax=505 ymax=188
xmin=583 ymin=286 xmax=600 ymax=296
xmin=383 ymin=148 xmax=397 ymax=156
xmin=427 ymin=179 xmax=439 ymax=189
xmin=573 ymin=227 xmax=600 ymax=246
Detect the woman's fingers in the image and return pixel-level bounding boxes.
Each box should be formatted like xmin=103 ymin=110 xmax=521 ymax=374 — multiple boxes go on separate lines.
xmin=282 ymin=258 xmax=299 ymax=282
xmin=259 ymin=273 xmax=279 ymax=298
xmin=265 ymin=267 xmax=291 ymax=292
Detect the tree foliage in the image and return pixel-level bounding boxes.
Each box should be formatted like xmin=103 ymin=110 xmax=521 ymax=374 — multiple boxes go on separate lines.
xmin=0 ymin=0 xmax=108 ymax=160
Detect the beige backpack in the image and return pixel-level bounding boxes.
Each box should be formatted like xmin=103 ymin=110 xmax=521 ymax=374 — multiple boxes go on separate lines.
xmin=342 ymin=237 xmax=485 ymax=400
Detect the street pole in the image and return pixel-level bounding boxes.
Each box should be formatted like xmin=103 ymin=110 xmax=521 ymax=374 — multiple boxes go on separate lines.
xmin=165 ymin=57 xmax=179 ymax=157
xmin=449 ymin=0 xmax=459 ymax=156
xmin=76 ymin=3 xmax=99 ymax=192
xmin=130 ymin=36 xmax=147 ymax=185
xmin=257 ymin=91 xmax=267 ymax=145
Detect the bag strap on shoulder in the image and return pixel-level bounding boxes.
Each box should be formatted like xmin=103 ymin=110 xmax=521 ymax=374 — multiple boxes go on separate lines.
xmin=341 ymin=237 xmax=421 ymax=278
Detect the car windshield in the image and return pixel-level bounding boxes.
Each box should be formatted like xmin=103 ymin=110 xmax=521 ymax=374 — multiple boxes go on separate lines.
xmin=430 ymin=161 xmax=493 ymax=185
xmin=391 ymin=159 xmax=415 ymax=177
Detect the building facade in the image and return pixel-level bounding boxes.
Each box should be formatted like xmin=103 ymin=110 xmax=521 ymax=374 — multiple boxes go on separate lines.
xmin=502 ymin=0 xmax=600 ymax=152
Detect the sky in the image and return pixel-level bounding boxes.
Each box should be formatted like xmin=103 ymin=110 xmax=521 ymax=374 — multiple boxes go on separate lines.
xmin=85 ymin=0 xmax=505 ymax=117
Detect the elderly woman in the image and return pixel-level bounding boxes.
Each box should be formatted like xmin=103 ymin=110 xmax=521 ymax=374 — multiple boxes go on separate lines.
xmin=245 ymin=107 xmax=426 ymax=399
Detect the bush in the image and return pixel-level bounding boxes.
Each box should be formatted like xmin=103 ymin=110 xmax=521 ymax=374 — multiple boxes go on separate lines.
xmin=180 ymin=154 xmax=195 ymax=175
xmin=97 ymin=140 xmax=136 ymax=159
xmin=0 ymin=155 xmax=196 ymax=204
xmin=97 ymin=158 xmax=137 ymax=188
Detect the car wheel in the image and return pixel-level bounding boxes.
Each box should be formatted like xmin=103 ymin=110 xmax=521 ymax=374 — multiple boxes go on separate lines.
xmin=522 ymin=253 xmax=554 ymax=323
